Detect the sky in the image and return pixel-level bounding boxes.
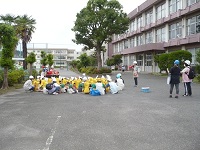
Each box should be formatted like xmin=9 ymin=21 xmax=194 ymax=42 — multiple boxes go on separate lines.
xmin=0 ymin=0 xmax=146 ymax=51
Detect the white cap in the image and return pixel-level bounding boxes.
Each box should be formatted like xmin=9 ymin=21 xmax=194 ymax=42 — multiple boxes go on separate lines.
xmin=133 ymin=61 xmax=137 ymax=64
xmin=83 ymin=77 xmax=87 ymax=81
xmin=184 ymin=60 xmax=191 ymax=65
xmin=29 ymin=75 xmax=34 ymax=79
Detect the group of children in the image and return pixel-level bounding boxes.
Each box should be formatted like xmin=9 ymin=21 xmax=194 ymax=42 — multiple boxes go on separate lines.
xmin=23 ymin=73 xmax=125 ymax=95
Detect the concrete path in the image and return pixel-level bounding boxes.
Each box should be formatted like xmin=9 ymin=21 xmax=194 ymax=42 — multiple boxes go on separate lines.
xmin=0 ymin=69 xmax=200 ymax=150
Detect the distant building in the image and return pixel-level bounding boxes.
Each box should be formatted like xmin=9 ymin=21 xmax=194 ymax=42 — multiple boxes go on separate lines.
xmin=109 ymin=0 xmax=200 ymax=72
xmin=13 ymin=43 xmax=81 ymax=70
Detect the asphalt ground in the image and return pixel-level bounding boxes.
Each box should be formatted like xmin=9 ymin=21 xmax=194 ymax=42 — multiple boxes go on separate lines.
xmin=0 ymin=68 xmax=200 ymax=150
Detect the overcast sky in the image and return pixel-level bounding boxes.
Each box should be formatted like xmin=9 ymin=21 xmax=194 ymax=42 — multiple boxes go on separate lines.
xmin=1 ymin=0 xmax=146 ymax=51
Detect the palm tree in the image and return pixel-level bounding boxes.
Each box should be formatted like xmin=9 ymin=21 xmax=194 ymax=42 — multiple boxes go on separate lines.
xmin=15 ymin=15 xmax=36 ymax=70
xmin=0 ymin=14 xmax=36 ymax=70
xmin=0 ymin=14 xmax=17 ymax=25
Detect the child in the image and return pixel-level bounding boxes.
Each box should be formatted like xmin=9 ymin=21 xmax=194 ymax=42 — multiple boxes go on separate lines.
xmin=23 ymin=75 xmax=35 ymax=92
xmin=115 ymin=73 xmax=125 ymax=90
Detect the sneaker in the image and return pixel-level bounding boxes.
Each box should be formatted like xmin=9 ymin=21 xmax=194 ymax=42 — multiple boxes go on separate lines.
xmin=175 ymin=96 xmax=178 ymax=98
xmin=182 ymin=94 xmax=188 ymax=96
xmin=53 ymin=92 xmax=58 ymax=95
xmin=169 ymin=95 xmax=172 ymax=98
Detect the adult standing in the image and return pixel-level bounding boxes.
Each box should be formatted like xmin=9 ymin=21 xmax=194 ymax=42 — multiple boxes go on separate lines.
xmin=181 ymin=60 xmax=192 ymax=96
xmin=169 ymin=60 xmax=181 ymax=98
xmin=131 ymin=61 xmax=139 ymax=87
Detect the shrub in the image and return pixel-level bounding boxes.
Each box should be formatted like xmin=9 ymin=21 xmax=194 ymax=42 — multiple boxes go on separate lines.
xmin=100 ymin=67 xmax=112 ymax=74
xmin=79 ymin=67 xmax=111 ymax=75
xmin=196 ymin=75 xmax=200 ymax=82
xmin=0 ymin=69 xmax=3 ymax=87
xmin=8 ymin=69 xmax=25 ymax=86
xmin=32 ymin=69 xmax=38 ymax=78
xmin=195 ymin=65 xmax=200 ymax=74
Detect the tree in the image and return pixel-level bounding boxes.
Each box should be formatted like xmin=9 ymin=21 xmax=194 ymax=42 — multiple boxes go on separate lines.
xmin=106 ymin=58 xmax=114 ymax=66
xmin=47 ymin=54 xmax=54 ymax=70
xmin=70 ymin=60 xmax=79 ymax=68
xmin=26 ymin=52 xmax=36 ymax=75
xmin=113 ymin=54 xmax=122 ymax=66
xmin=196 ymin=49 xmax=200 ymax=64
xmin=15 ymin=15 xmax=36 ymax=70
xmin=40 ymin=51 xmax=48 ymax=67
xmin=0 ymin=23 xmax=18 ymax=89
xmin=72 ymin=0 xmax=129 ymax=70
xmin=156 ymin=50 xmax=192 ymax=73
xmin=78 ymin=53 xmax=90 ymax=68
xmin=195 ymin=49 xmax=200 ymax=74
xmin=0 ymin=14 xmax=17 ymax=25
xmin=0 ymin=14 xmax=36 ymax=70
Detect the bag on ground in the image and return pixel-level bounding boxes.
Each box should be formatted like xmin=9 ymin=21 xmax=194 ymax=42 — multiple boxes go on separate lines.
xmin=46 ymin=83 xmax=53 ymax=90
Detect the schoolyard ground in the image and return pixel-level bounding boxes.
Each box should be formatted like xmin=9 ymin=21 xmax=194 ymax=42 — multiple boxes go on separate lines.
xmin=0 ymin=69 xmax=200 ymax=150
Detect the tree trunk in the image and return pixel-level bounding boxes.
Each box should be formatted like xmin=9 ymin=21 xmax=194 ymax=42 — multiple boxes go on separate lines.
xmin=30 ymin=63 xmax=33 ymax=76
xmin=22 ymin=40 xmax=27 ymax=70
xmin=1 ymin=67 xmax=8 ymax=89
xmin=96 ymin=49 xmax=102 ymax=70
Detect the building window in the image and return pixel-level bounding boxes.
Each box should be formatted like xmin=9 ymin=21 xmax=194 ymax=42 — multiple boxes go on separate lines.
xmin=119 ymin=42 xmax=123 ymax=52
xmin=123 ymin=56 xmax=128 ymax=66
xmin=124 ymin=40 xmax=128 ymax=49
xmin=146 ymin=10 xmax=153 ymax=25
xmin=136 ymin=54 xmax=143 ymax=66
xmin=145 ymin=53 xmax=152 ymax=66
xmin=169 ymin=21 xmax=182 ymax=39
xmin=130 ymin=55 xmax=134 ymax=64
xmin=145 ymin=31 xmax=153 ymax=44
xmin=186 ymin=15 xmax=200 ymax=35
xmin=169 ymin=0 xmax=181 ymax=14
xmin=114 ymin=44 xmax=118 ymax=53
xmin=129 ymin=37 xmax=135 ymax=48
xmin=187 ymin=0 xmax=200 ymax=6
xmin=136 ymin=35 xmax=143 ymax=46
xmin=187 ymin=48 xmax=200 ymax=65
xmin=156 ymin=3 xmax=166 ymax=20
xmin=130 ymin=20 xmax=136 ymax=32
xmin=137 ymin=16 xmax=143 ymax=29
xmin=156 ymin=27 xmax=166 ymax=42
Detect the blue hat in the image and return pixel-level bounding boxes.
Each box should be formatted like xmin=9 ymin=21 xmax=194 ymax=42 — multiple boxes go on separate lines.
xmin=116 ymin=73 xmax=121 ymax=78
xmin=174 ymin=60 xmax=179 ymax=65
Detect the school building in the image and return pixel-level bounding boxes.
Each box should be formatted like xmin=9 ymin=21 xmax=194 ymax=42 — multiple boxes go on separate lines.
xmin=108 ymin=0 xmax=200 ymax=72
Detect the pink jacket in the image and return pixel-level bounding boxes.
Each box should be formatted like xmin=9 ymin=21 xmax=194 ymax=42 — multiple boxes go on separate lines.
xmin=181 ymin=67 xmax=192 ymax=82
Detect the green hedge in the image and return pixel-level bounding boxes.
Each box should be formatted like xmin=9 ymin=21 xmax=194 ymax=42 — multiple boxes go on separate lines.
xmin=79 ymin=67 xmax=111 ymax=74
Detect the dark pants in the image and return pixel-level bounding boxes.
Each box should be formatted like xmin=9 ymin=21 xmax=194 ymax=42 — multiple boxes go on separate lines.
xmin=134 ymin=77 xmax=138 ymax=86
xmin=170 ymin=83 xmax=179 ymax=95
xmin=183 ymin=82 xmax=192 ymax=96
xmin=29 ymin=86 xmax=35 ymax=91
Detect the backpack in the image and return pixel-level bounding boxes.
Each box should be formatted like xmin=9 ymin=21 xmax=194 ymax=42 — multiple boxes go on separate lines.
xmin=188 ymin=67 xmax=195 ymax=79
xmin=46 ymin=83 xmax=53 ymax=90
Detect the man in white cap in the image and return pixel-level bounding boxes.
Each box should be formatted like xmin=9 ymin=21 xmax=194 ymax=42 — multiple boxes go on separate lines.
xmin=23 ymin=75 xmax=35 ymax=92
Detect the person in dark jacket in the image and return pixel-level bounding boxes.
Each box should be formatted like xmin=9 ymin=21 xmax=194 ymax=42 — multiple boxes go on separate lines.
xmin=169 ymin=60 xmax=181 ymax=98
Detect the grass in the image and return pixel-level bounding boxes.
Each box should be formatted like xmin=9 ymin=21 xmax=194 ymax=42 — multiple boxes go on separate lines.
xmin=0 ymin=84 xmax=23 ymax=95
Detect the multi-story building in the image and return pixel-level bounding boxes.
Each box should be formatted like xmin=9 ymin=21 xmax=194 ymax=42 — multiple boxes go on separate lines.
xmin=14 ymin=43 xmax=81 ymax=70
xmin=109 ymin=0 xmax=200 ymax=72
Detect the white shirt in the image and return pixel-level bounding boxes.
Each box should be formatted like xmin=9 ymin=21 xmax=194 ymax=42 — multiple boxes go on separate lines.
xmin=23 ymin=79 xmax=33 ymax=90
